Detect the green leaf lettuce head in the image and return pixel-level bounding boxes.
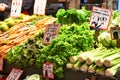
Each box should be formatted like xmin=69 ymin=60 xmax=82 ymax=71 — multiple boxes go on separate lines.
xmin=56 ymin=7 xmax=91 ymax=25
xmin=98 ymin=32 xmax=116 ymax=48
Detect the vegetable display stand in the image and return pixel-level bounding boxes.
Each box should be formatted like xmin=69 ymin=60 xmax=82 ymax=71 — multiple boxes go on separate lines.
xmin=64 ymin=69 xmax=119 ymax=80
xmin=1 ymin=60 xmax=120 ymax=80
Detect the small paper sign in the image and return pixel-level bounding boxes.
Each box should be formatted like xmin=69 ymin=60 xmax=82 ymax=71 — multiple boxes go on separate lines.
xmin=110 ymin=27 xmax=120 ymax=40
xmin=6 ymin=68 xmax=23 ymax=80
xmin=43 ymin=24 xmax=60 ymax=45
xmin=34 ymin=0 xmax=47 ymax=15
xmin=90 ymin=6 xmax=112 ymax=30
xmin=84 ymin=78 xmax=90 ymax=80
xmin=10 ymin=0 xmax=23 ymax=17
xmin=0 ymin=58 xmax=3 ymax=71
xmin=43 ymin=62 xmax=54 ymax=79
xmin=91 ymin=75 xmax=96 ymax=80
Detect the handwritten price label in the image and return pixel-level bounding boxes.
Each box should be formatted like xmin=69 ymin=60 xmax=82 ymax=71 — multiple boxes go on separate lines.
xmin=34 ymin=0 xmax=47 ymax=15
xmin=6 ymin=68 xmax=23 ymax=80
xmin=84 ymin=78 xmax=90 ymax=80
xmin=10 ymin=0 xmax=23 ymax=17
xmin=43 ymin=62 xmax=54 ymax=79
xmin=110 ymin=27 xmax=120 ymax=40
xmin=90 ymin=6 xmax=112 ymax=30
xmin=43 ymin=24 xmax=60 ymax=45
xmin=0 ymin=58 xmax=3 ymax=71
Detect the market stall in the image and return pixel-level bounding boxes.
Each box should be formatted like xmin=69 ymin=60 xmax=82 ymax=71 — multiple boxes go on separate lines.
xmin=0 ymin=0 xmax=120 ymax=80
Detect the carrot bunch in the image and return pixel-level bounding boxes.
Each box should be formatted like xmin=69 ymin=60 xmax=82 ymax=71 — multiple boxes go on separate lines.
xmin=0 ymin=16 xmax=56 ymax=58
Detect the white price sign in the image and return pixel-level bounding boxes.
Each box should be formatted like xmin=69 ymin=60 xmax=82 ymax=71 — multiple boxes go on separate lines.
xmin=43 ymin=62 xmax=54 ymax=79
xmin=34 ymin=0 xmax=47 ymax=15
xmin=10 ymin=0 xmax=23 ymax=17
xmin=6 ymin=68 xmax=23 ymax=80
xmin=43 ymin=24 xmax=60 ymax=45
xmin=90 ymin=6 xmax=112 ymax=30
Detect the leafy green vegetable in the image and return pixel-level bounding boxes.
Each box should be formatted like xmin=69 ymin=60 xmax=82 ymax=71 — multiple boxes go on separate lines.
xmin=25 ymin=74 xmax=42 ymax=80
xmin=7 ymin=22 xmax=94 ymax=79
xmin=98 ymin=32 xmax=116 ymax=48
xmin=56 ymin=7 xmax=91 ymax=25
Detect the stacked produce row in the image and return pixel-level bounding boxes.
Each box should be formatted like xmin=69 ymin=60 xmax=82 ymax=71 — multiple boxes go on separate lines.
xmin=0 ymin=7 xmax=119 ymax=80
xmin=67 ymin=47 xmax=120 ymax=77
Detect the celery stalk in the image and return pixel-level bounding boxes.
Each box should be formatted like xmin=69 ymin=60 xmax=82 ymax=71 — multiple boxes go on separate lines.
xmin=105 ymin=64 xmax=120 ymax=77
xmin=95 ymin=49 xmax=120 ymax=67
xmin=86 ymin=48 xmax=107 ymax=65
xmin=88 ymin=64 xmax=97 ymax=73
xmin=78 ymin=47 xmax=104 ymax=63
xmin=69 ymin=55 xmax=78 ymax=63
xmin=66 ymin=62 xmax=73 ymax=69
xmin=95 ymin=59 xmax=104 ymax=67
xmin=80 ymin=63 xmax=88 ymax=72
xmin=104 ymin=53 xmax=120 ymax=67
xmin=73 ymin=61 xmax=82 ymax=70
xmin=104 ymin=58 xmax=120 ymax=67
xmin=96 ymin=67 xmax=106 ymax=75
xmin=78 ymin=51 xmax=93 ymax=62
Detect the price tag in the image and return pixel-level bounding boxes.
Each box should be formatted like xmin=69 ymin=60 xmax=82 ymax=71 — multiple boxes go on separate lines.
xmin=110 ymin=27 xmax=120 ymax=40
xmin=43 ymin=62 xmax=54 ymax=79
xmin=90 ymin=6 xmax=112 ymax=30
xmin=0 ymin=58 xmax=3 ymax=71
xmin=10 ymin=0 xmax=23 ymax=17
xmin=6 ymin=68 xmax=23 ymax=80
xmin=43 ymin=24 xmax=60 ymax=45
xmin=34 ymin=0 xmax=47 ymax=15
xmin=91 ymin=75 xmax=96 ymax=80
xmin=84 ymin=78 xmax=90 ymax=80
